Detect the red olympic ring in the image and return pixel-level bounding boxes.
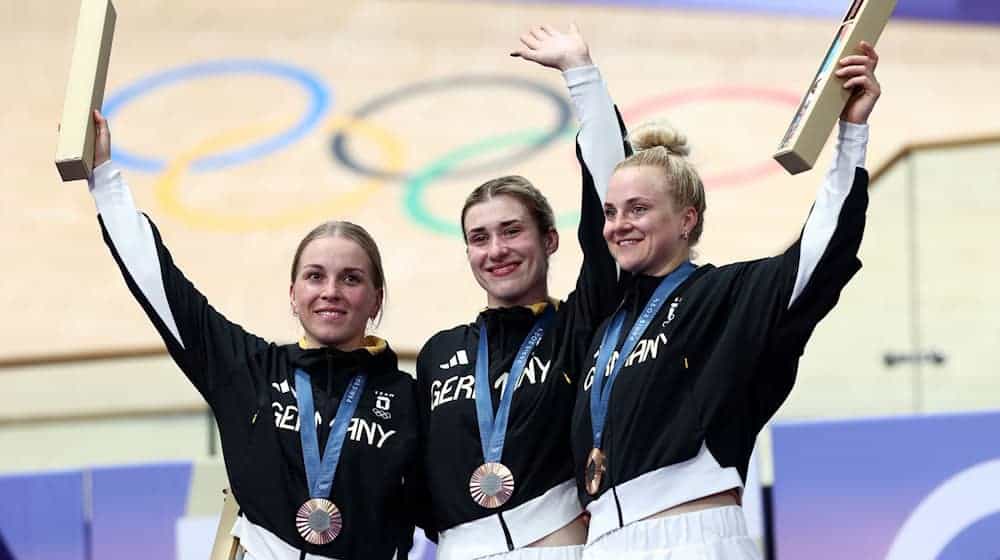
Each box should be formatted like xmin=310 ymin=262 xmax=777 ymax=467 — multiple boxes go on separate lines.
xmin=621 ymin=86 xmax=801 ymax=190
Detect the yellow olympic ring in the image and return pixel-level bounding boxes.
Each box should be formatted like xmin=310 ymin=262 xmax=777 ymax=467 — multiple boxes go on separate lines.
xmin=153 ymin=116 xmax=405 ymax=232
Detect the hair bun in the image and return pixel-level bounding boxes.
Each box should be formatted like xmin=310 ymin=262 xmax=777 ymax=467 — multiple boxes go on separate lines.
xmin=627 ymin=121 xmax=690 ymax=157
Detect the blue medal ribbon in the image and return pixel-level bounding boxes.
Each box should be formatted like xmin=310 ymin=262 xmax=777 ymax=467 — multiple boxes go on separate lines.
xmin=475 ymin=306 xmax=555 ymax=464
xmin=295 ymin=369 xmax=367 ymax=499
xmin=590 ymin=262 xmax=696 ymax=449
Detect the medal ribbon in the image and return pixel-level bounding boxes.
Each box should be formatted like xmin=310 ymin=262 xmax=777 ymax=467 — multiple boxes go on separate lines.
xmin=590 ymin=262 xmax=696 ymax=449
xmin=295 ymin=369 xmax=367 ymax=498
xmin=475 ymin=306 xmax=555 ymax=464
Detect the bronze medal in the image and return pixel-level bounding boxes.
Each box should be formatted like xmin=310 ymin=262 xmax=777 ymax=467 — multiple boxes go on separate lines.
xmin=469 ymin=462 xmax=515 ymax=509
xmin=585 ymin=448 xmax=606 ymax=496
xmin=295 ymin=498 xmax=342 ymax=545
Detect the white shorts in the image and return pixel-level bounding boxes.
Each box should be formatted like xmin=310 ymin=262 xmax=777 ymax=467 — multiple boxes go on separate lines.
xmin=482 ymin=545 xmax=584 ymax=560
xmin=582 ymin=506 xmax=761 ymax=560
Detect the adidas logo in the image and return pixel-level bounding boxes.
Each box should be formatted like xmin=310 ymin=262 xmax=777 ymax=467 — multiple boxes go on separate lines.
xmin=439 ymin=350 xmax=470 ymax=370
xmin=271 ymin=380 xmax=294 ymax=394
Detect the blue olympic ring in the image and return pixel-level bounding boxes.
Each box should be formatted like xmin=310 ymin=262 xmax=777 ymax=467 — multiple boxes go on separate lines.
xmin=102 ymin=59 xmax=331 ymax=173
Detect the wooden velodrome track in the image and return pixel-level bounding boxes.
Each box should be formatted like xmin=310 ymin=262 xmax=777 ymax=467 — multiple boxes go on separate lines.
xmin=3 ymin=0 xmax=998 ymax=366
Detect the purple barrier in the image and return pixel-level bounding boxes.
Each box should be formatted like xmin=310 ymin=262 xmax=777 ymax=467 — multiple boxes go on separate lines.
xmin=508 ymin=0 xmax=843 ymax=17
xmin=90 ymin=462 xmax=192 ymax=560
xmin=772 ymin=411 xmax=1000 ymax=559
xmin=0 ymin=470 xmax=87 ymax=560
xmin=507 ymin=0 xmax=1000 ymax=24
xmin=2 ymin=461 xmax=436 ymax=558
xmin=895 ymin=0 xmax=1000 ymax=23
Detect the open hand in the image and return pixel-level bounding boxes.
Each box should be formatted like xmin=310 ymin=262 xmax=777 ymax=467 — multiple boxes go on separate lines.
xmin=836 ymin=41 xmax=881 ymax=124
xmin=511 ymin=24 xmax=593 ymax=72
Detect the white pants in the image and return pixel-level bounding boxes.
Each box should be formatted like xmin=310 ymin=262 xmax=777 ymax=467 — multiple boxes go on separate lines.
xmin=483 ymin=545 xmax=584 ymax=560
xmin=583 ymin=506 xmax=760 ymax=560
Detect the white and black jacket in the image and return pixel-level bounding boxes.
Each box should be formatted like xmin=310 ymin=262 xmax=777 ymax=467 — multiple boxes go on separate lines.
xmin=89 ymin=163 xmax=419 ymax=560
xmin=414 ymin=65 xmax=628 ymax=557
xmin=571 ymin=122 xmax=870 ymax=544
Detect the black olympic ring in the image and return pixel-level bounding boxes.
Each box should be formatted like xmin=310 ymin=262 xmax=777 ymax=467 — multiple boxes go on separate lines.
xmin=330 ymin=74 xmax=573 ymax=180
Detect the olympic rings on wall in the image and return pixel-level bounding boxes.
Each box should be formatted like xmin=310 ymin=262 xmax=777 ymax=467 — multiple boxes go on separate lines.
xmin=105 ymin=59 xmax=800 ymax=235
xmin=403 ymin=128 xmax=577 ymax=238
xmin=154 ymin=116 xmax=404 ymax=233
xmin=330 ymin=75 xmax=572 ymax=181
xmin=103 ymin=59 xmax=331 ymax=173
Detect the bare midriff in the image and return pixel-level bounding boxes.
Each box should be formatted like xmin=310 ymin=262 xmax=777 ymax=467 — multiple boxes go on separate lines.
xmin=526 ymin=514 xmax=588 ymax=547
xmin=644 ymin=488 xmax=742 ymax=521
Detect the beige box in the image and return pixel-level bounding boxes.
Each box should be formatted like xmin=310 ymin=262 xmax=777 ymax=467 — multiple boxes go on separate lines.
xmin=210 ymin=488 xmax=242 ymax=560
xmin=55 ymin=0 xmax=116 ymax=182
xmin=774 ymin=0 xmax=896 ymax=175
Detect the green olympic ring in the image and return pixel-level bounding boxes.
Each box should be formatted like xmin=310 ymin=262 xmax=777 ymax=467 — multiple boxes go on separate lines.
xmin=403 ymin=128 xmax=578 ymax=238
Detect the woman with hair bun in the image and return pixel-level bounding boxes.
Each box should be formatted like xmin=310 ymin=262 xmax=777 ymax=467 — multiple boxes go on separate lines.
xmin=572 ymin=42 xmax=883 ymax=558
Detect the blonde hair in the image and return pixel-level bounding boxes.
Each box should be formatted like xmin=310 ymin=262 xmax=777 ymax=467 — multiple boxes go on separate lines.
xmin=290 ymin=221 xmax=386 ymax=321
xmin=616 ymin=121 xmax=706 ymax=246
xmin=460 ymin=175 xmax=556 ymax=241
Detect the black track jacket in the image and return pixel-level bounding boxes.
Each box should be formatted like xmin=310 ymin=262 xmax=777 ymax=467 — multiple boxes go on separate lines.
xmin=415 ymin=119 xmax=630 ymax=545
xmin=572 ymin=155 xmax=870 ymax=532
xmin=92 ymin=163 xmax=418 ymax=559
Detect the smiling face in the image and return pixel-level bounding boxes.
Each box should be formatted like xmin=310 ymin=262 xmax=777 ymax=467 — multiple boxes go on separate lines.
xmin=289 ymin=235 xmax=382 ymax=350
xmin=603 ymin=165 xmax=698 ymax=276
xmin=463 ymin=194 xmax=558 ymax=308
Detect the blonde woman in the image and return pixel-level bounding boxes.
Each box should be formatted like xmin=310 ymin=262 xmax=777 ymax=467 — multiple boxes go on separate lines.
xmin=573 ymin=43 xmax=882 ymax=559
xmin=86 ymin=111 xmax=419 ymax=559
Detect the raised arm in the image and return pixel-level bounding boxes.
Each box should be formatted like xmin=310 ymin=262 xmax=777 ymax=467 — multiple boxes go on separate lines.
xmin=90 ymin=111 xmax=181 ymax=345
xmin=512 ymin=23 xmax=626 ymax=205
xmin=512 ymin=25 xmax=628 ymax=379
xmin=789 ymin=42 xmax=880 ymax=307
xmin=512 ymin=24 xmax=627 ymax=283
xmin=88 ymin=111 xmax=268 ymax=397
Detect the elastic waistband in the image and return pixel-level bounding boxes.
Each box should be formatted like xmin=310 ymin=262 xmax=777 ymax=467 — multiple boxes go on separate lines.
xmin=480 ymin=544 xmax=584 ymax=560
xmin=586 ymin=506 xmax=752 ymax=552
xmin=438 ymin=479 xmax=583 ymax=560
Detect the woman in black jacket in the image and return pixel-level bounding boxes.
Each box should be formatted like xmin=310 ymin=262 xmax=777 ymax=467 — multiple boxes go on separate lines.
xmin=415 ymin=24 xmax=628 ymax=560
xmin=572 ymin=42 xmax=883 ymax=559
xmin=87 ymin=110 xmax=418 ymax=560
